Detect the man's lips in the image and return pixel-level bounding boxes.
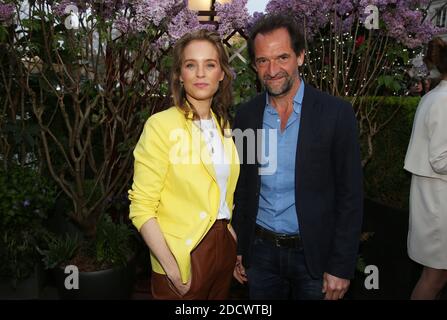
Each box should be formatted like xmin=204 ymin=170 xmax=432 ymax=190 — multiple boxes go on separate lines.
xmin=265 ymin=77 xmax=285 ymax=83
xmin=264 ymin=74 xmax=287 ymax=82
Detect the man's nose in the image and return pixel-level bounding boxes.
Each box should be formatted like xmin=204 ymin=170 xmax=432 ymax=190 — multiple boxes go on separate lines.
xmin=267 ymin=60 xmax=280 ymax=77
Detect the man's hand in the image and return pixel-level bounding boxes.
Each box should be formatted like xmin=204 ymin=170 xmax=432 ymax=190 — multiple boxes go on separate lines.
xmin=233 ymin=255 xmax=248 ymax=284
xmin=322 ymin=272 xmax=350 ymax=300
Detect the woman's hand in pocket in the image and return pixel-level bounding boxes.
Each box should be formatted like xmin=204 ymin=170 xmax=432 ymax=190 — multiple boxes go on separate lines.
xmin=172 ymin=277 xmax=191 ymax=296
xmin=167 ymin=269 xmax=191 ymax=296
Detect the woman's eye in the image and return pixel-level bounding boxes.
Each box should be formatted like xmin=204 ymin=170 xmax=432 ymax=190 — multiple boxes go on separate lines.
xmin=207 ymin=63 xmax=216 ymax=68
xmin=185 ymin=64 xmax=194 ymax=69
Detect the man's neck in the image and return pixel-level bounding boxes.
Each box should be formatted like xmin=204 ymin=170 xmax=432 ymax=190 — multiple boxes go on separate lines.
xmin=269 ymin=78 xmax=301 ymax=112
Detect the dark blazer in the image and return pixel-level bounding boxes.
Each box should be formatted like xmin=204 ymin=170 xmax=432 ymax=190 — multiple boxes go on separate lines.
xmin=232 ymin=84 xmax=363 ymax=280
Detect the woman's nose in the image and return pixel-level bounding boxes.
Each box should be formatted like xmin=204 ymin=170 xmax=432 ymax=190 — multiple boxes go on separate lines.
xmin=196 ymin=64 xmax=205 ymax=77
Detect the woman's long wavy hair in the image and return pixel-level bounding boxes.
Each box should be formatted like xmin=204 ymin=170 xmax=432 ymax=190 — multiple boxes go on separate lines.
xmin=170 ymin=29 xmax=233 ymax=134
xmin=424 ymin=37 xmax=447 ymax=76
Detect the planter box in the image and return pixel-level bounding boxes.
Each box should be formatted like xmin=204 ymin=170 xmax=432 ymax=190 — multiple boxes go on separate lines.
xmin=0 ymin=264 xmax=47 ymax=300
xmin=52 ymin=260 xmax=136 ymax=300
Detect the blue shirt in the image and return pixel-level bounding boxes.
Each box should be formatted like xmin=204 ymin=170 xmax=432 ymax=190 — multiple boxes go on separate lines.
xmin=256 ymin=81 xmax=304 ymax=234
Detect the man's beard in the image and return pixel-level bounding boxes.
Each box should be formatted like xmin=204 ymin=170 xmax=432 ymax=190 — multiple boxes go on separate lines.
xmin=262 ymin=72 xmax=295 ymax=97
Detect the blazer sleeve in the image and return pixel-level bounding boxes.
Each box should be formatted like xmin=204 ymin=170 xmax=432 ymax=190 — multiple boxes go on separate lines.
xmin=427 ymin=95 xmax=447 ymax=175
xmin=128 ymin=116 xmax=170 ymax=231
xmin=327 ymin=101 xmax=364 ymax=279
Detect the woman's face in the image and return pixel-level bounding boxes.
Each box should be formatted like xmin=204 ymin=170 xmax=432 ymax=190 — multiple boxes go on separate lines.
xmin=180 ymin=40 xmax=224 ymax=107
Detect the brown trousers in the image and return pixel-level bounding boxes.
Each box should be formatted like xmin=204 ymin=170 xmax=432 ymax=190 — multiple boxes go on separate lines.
xmin=151 ymin=219 xmax=237 ymax=300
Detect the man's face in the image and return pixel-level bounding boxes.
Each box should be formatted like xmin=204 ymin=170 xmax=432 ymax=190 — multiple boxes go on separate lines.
xmin=253 ymin=28 xmax=304 ymax=97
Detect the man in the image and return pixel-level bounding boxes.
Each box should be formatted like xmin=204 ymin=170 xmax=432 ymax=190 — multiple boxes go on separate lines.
xmin=232 ymin=14 xmax=363 ymax=300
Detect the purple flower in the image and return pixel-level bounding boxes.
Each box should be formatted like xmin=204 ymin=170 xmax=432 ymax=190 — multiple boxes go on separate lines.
xmin=133 ymin=0 xmax=181 ymax=31
xmin=215 ymin=0 xmax=250 ymax=38
xmin=91 ymin=0 xmax=127 ymax=19
xmin=114 ymin=15 xmax=135 ymax=34
xmin=167 ymin=6 xmax=201 ymax=40
xmin=0 ymin=2 xmax=15 ymax=22
xmin=247 ymin=11 xmax=264 ymax=31
xmin=265 ymin=0 xmax=331 ymax=37
xmin=52 ymin=0 xmax=126 ymax=19
xmin=23 ymin=199 xmax=31 ymax=207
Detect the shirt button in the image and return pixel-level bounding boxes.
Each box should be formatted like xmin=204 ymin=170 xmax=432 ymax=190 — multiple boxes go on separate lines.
xmin=185 ymin=239 xmax=192 ymax=246
xmin=199 ymin=211 xmax=207 ymax=220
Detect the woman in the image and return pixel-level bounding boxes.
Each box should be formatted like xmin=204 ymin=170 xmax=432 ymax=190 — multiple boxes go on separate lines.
xmin=404 ymin=37 xmax=447 ymax=299
xmin=128 ymin=30 xmax=239 ymax=300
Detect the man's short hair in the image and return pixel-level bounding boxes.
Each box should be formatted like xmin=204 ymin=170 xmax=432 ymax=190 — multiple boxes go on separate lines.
xmin=247 ymin=14 xmax=306 ymax=64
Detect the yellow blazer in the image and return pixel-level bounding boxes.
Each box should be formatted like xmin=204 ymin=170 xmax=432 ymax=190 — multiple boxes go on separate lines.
xmin=128 ymin=106 xmax=240 ymax=283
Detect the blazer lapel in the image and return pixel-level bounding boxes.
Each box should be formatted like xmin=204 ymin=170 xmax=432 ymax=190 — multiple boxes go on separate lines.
xmin=223 ymin=126 xmax=240 ymax=196
xmin=184 ymin=115 xmax=218 ymax=183
xmin=296 ymin=84 xmax=318 ymax=175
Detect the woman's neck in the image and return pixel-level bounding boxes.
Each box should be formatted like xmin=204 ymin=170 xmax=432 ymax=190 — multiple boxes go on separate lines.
xmin=186 ymin=95 xmax=212 ymax=119
xmin=196 ymin=105 xmax=212 ymax=120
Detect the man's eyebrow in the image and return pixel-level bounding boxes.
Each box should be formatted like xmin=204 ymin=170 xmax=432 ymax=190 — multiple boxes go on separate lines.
xmin=255 ymin=53 xmax=290 ymax=61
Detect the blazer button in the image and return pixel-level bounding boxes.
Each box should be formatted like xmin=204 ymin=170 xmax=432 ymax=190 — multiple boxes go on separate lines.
xmin=199 ymin=211 xmax=207 ymax=220
xmin=185 ymin=239 xmax=193 ymax=246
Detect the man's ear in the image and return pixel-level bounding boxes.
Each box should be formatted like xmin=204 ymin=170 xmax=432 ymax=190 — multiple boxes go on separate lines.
xmin=297 ymin=51 xmax=305 ymax=67
xmin=252 ymin=62 xmax=258 ymax=72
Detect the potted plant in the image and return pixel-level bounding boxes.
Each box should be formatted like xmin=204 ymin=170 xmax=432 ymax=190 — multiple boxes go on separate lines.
xmin=0 ymin=165 xmax=57 ymax=299
xmin=38 ymin=212 xmax=140 ymax=299
xmin=1 ymin=1 xmax=166 ymax=298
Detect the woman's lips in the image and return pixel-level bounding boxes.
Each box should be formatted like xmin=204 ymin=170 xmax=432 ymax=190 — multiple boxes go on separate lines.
xmin=194 ymin=83 xmax=209 ymax=88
